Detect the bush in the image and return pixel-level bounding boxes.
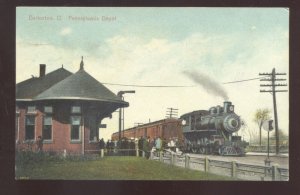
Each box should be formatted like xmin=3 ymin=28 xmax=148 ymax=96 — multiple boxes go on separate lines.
xmin=15 ymin=150 xmax=102 ymax=167
xmin=64 ymin=154 xmax=100 ymax=161
xmin=15 ymin=150 xmax=62 ymax=167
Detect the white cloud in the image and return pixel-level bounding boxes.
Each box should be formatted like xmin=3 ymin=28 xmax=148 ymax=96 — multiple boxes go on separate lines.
xmin=60 ymin=27 xmax=72 ymax=36
xmin=251 ymin=25 xmax=257 ymax=31
xmin=16 ymin=30 xmax=289 ymax=141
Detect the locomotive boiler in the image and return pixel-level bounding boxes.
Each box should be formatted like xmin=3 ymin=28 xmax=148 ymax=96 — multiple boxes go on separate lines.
xmin=180 ymin=101 xmax=245 ymax=156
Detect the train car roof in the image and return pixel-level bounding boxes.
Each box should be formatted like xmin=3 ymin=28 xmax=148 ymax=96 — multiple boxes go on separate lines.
xmin=112 ymin=118 xmax=182 ymax=135
xmin=180 ymin=110 xmax=210 ymax=118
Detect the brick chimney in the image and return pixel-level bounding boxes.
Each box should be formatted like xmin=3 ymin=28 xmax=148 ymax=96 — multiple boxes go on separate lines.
xmin=40 ymin=64 xmax=46 ymax=77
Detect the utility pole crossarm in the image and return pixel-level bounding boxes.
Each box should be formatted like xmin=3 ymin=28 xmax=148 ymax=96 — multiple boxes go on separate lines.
xmin=260 ymin=90 xmax=288 ymax=92
xmin=259 ymin=73 xmax=272 ymax=75
xmin=260 ymin=79 xmax=287 ymax=81
xmin=260 ymin=79 xmax=272 ymax=81
xmin=274 ymin=73 xmax=287 ymax=75
xmin=260 ymin=84 xmax=288 ymax=87
xmin=259 ymin=73 xmax=286 ymax=76
xmin=166 ymin=107 xmax=179 ymax=119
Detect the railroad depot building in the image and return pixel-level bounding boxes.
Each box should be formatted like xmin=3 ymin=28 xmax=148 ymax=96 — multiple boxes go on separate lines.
xmin=16 ymin=58 xmax=128 ymax=154
xmin=111 ymin=118 xmax=183 ymax=142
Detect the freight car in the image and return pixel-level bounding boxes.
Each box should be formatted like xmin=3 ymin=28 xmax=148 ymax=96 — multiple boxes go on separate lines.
xmin=180 ymin=101 xmax=245 ymax=156
xmin=111 ymin=118 xmax=183 ymax=142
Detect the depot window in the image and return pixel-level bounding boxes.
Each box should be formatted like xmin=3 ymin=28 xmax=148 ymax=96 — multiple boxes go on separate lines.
xmin=25 ymin=115 xmax=35 ymax=140
xmin=43 ymin=116 xmax=52 ymax=140
xmin=70 ymin=116 xmax=81 ymax=141
xmin=27 ymin=106 xmax=36 ymax=113
xmin=44 ymin=106 xmax=53 ymax=114
xmin=71 ymin=106 xmax=81 ymax=114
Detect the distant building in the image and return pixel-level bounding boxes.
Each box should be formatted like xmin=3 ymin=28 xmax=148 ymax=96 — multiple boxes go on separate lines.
xmin=16 ymin=57 xmax=128 ymax=154
xmin=111 ymin=118 xmax=183 ymax=141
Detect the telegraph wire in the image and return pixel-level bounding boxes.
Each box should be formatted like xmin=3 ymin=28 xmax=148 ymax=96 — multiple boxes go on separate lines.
xmin=101 ymin=76 xmax=270 ymax=87
xmin=101 ymin=83 xmax=195 ymax=88
xmin=222 ymin=76 xmax=270 ymax=84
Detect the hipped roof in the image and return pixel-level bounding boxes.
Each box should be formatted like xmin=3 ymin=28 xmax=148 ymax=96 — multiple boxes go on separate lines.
xmin=35 ymin=69 xmax=126 ymax=105
xmin=17 ymin=59 xmax=128 ymax=107
xmin=16 ymin=67 xmax=72 ymax=100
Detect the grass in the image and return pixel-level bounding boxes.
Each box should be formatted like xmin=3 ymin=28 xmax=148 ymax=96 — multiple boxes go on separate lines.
xmin=16 ymin=156 xmax=234 ymax=180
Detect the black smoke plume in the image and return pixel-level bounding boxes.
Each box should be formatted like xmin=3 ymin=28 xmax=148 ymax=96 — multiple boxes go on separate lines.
xmin=183 ymin=70 xmax=229 ymax=100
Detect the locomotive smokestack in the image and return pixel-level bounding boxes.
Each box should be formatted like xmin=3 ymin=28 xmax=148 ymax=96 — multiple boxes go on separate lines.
xmin=224 ymin=101 xmax=233 ymax=113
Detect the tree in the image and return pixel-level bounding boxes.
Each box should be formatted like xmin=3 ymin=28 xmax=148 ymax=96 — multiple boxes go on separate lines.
xmin=271 ymin=129 xmax=288 ymax=147
xmin=239 ymin=118 xmax=258 ymax=145
xmin=253 ymin=108 xmax=271 ymax=146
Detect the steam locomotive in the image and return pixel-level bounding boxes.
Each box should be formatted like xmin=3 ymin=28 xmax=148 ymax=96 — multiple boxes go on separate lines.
xmin=180 ymin=101 xmax=246 ymax=156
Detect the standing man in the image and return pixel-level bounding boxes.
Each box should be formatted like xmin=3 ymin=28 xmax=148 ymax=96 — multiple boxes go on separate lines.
xmin=143 ymin=136 xmax=151 ymax=159
xmin=99 ymin=138 xmax=105 ymax=150
xmin=155 ymin=136 xmax=162 ymax=151
xmin=106 ymin=140 xmax=111 ymax=155
xmin=36 ymin=136 xmax=43 ymax=152
xmin=138 ymin=136 xmax=144 ymax=156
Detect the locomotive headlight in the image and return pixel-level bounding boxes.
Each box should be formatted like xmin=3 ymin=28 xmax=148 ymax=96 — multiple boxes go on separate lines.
xmin=229 ymin=106 xmax=234 ymax=111
xmin=182 ymin=120 xmax=187 ymax=125
xmin=229 ymin=118 xmax=238 ymax=128
xmin=223 ymin=114 xmax=241 ymax=133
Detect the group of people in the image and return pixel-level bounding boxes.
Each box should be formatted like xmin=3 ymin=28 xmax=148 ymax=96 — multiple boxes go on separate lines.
xmin=138 ymin=136 xmax=177 ymax=158
xmin=100 ymin=138 xmax=136 ymax=156
xmin=98 ymin=136 xmax=175 ymax=158
xmin=34 ymin=135 xmax=183 ymax=156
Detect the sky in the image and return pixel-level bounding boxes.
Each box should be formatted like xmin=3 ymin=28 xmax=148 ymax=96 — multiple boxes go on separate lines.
xmin=16 ymin=7 xmax=289 ymax=142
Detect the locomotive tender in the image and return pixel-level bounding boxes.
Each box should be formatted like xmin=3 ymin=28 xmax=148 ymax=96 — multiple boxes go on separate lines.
xmin=180 ymin=101 xmax=245 ymax=156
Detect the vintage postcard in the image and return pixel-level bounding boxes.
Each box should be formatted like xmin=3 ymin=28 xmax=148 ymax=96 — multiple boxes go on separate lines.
xmin=15 ymin=7 xmax=289 ymax=181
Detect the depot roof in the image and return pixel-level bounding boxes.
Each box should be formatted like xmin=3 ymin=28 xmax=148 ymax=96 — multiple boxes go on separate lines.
xmin=17 ymin=58 xmax=128 ymax=107
xmin=16 ymin=67 xmax=72 ymax=100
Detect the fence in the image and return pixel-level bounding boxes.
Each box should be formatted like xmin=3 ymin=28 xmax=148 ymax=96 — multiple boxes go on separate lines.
xmin=246 ymin=145 xmax=288 ymax=153
xmin=90 ymin=148 xmax=149 ymax=158
xmin=150 ymin=150 xmax=289 ymax=181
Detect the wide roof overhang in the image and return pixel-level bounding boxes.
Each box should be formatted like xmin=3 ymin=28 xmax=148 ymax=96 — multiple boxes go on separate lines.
xmin=36 ymin=96 xmax=126 ymax=103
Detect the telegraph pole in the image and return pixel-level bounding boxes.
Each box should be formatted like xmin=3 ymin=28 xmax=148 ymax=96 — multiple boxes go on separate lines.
xmin=166 ymin=108 xmax=178 ymax=119
xmin=259 ymin=68 xmax=287 ymax=155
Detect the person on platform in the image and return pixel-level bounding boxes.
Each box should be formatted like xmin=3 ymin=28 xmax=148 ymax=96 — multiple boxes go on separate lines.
xmin=99 ymin=138 xmax=105 ymax=150
xmin=143 ymin=136 xmax=151 ymax=159
xmin=138 ymin=136 xmax=144 ymax=156
xmin=155 ymin=136 xmax=162 ymax=151
xmin=107 ymin=140 xmax=113 ymax=155
xmin=36 ymin=136 xmax=43 ymax=152
xmin=129 ymin=139 xmax=135 ymax=156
